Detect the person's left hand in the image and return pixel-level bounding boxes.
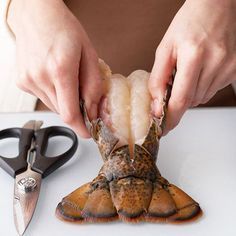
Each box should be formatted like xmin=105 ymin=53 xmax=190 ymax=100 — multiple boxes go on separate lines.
xmin=149 ymin=0 xmax=236 ymax=134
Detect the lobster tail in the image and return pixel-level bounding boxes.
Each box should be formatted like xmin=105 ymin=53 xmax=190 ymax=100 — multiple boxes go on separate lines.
xmin=56 ymin=62 xmax=201 ymax=224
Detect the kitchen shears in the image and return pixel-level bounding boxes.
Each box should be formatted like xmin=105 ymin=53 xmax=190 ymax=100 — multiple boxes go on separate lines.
xmin=0 ymin=120 xmax=78 ymax=235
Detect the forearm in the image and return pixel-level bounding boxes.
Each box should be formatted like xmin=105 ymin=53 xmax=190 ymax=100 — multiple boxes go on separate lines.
xmin=185 ymin=0 xmax=236 ymax=7
xmin=6 ymin=0 xmax=101 ymax=137
xmin=7 ymin=0 xmax=21 ymax=34
xmin=7 ymin=0 xmax=64 ymax=35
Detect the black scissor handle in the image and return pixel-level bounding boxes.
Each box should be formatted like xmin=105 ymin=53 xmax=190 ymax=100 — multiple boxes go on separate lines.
xmin=0 ymin=128 xmax=34 ymax=177
xmin=32 ymin=126 xmax=78 ymax=178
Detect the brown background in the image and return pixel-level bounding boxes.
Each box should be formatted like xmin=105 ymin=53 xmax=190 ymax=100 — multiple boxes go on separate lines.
xmin=37 ymin=0 xmax=236 ymax=110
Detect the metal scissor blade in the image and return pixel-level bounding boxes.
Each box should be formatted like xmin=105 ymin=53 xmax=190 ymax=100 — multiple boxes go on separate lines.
xmin=23 ymin=120 xmax=43 ymax=130
xmin=13 ymin=168 xmax=42 ymax=235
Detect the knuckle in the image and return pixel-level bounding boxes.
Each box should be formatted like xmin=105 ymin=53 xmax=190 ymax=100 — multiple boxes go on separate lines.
xmin=168 ymin=118 xmax=180 ymax=132
xmin=191 ymin=94 xmax=204 ymax=107
xmin=148 ymin=74 xmax=162 ymax=91
xmin=85 ymin=81 xmax=103 ymax=101
xmin=184 ymin=41 xmax=204 ymax=62
xmin=148 ymin=81 xmax=162 ymax=98
xmin=203 ymin=91 xmax=216 ymax=104
xmin=155 ymin=46 xmax=166 ymax=60
xmin=88 ymin=48 xmax=98 ymax=61
xmin=61 ymin=111 xmax=77 ymax=125
xmin=16 ymin=73 xmax=31 ymax=91
xmin=202 ymin=96 xmax=211 ymax=104
xmin=173 ymin=94 xmax=191 ymax=109
xmin=18 ymin=72 xmax=29 ymax=82
xmin=191 ymin=99 xmax=200 ymax=107
xmin=15 ymin=80 xmax=26 ymax=91
xmin=48 ymin=54 xmax=69 ymax=78
xmin=213 ymin=44 xmax=227 ymax=65
xmin=31 ymin=68 xmax=46 ymax=84
xmin=148 ymin=79 xmax=156 ymax=92
xmin=186 ymin=41 xmax=198 ymax=52
xmin=83 ymin=88 xmax=102 ymax=104
xmin=155 ymin=38 xmax=169 ymax=57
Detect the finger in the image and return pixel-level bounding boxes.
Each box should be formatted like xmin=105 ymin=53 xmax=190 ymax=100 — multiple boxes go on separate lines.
xmin=51 ymin=60 xmax=90 ymax=138
xmin=48 ymin=85 xmax=59 ymax=112
xmin=79 ymin=47 xmax=103 ymax=120
xmin=165 ymin=46 xmax=203 ymax=134
xmin=34 ymin=90 xmax=57 ymax=113
xmin=191 ymin=48 xmax=226 ymax=107
xmin=34 ymin=72 xmax=59 ymax=112
xmin=202 ymin=58 xmax=236 ymax=103
xmin=149 ymin=42 xmax=176 ymax=117
xmin=16 ymin=74 xmax=57 ymax=112
xmin=38 ymin=86 xmax=58 ymax=113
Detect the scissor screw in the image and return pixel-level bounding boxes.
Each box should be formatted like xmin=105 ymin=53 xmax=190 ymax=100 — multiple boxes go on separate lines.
xmin=17 ymin=177 xmax=37 ymax=193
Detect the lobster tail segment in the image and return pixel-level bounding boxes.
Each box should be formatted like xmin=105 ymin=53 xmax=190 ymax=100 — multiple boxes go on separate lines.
xmin=56 ymin=180 xmax=118 ymax=223
xmin=109 ymin=177 xmax=153 ymax=222
xmin=147 ymin=182 xmax=177 ymax=219
xmin=81 ymin=187 xmax=117 ymax=221
xmin=146 ymin=181 xmax=201 ymax=222
xmin=166 ymin=184 xmax=201 ymax=221
xmin=56 ymin=183 xmax=91 ymax=222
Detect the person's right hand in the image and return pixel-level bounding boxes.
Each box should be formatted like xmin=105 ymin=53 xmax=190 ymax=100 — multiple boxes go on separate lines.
xmin=7 ymin=0 xmax=102 ymax=137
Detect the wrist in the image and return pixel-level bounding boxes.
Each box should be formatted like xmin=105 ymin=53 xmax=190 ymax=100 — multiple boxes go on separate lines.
xmin=7 ymin=0 xmax=65 ymax=36
xmin=185 ymin=0 xmax=236 ymax=8
xmin=7 ymin=0 xmax=25 ymax=35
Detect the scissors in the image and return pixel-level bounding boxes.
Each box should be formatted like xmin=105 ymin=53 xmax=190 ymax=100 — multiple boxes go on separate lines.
xmin=0 ymin=120 xmax=78 ymax=235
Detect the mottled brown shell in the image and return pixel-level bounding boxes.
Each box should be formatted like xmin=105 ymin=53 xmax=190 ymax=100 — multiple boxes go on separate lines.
xmin=56 ymin=89 xmax=201 ymax=223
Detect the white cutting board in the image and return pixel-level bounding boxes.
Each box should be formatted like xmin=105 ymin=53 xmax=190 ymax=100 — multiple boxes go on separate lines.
xmin=0 ymin=108 xmax=236 ymax=236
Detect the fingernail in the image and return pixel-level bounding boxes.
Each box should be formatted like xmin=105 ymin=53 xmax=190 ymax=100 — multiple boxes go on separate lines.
xmin=151 ymin=98 xmax=163 ymax=118
xmin=162 ymin=129 xmax=169 ymax=136
xmin=87 ymin=102 xmax=98 ymax=121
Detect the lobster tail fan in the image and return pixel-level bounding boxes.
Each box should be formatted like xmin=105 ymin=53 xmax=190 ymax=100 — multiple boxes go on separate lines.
xmin=146 ymin=181 xmax=201 ymax=222
xmin=56 ymin=183 xmax=91 ymax=222
xmin=56 ymin=179 xmax=118 ymax=223
xmin=109 ymin=177 xmax=153 ymax=222
xmin=147 ymin=182 xmax=177 ymax=221
xmin=167 ymin=184 xmax=201 ymax=221
xmin=81 ymin=187 xmax=117 ymax=222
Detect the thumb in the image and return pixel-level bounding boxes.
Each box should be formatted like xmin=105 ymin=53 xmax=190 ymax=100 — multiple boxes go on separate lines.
xmin=80 ymin=48 xmax=103 ymax=121
xmin=148 ymin=43 xmax=175 ymax=118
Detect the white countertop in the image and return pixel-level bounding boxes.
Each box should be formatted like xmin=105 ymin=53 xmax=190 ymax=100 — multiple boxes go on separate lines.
xmin=0 ymin=108 xmax=236 ymax=236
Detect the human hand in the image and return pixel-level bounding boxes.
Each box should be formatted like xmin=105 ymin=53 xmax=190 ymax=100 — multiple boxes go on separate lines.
xmin=7 ymin=0 xmax=102 ymax=137
xmin=149 ymin=0 xmax=236 ymax=134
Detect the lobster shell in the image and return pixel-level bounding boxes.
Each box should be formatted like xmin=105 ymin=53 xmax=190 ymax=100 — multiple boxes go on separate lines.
xmin=56 ymin=62 xmax=201 ymax=223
